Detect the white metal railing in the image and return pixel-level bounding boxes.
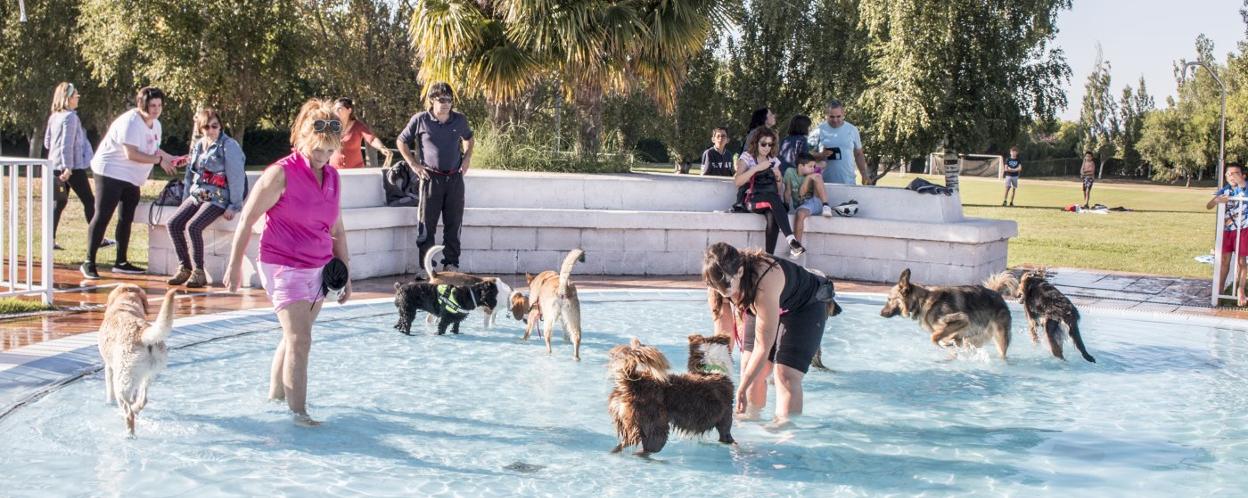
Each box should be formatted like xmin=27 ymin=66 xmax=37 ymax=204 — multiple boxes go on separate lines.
xmin=1212 ymin=198 xmax=1248 ymax=306
xmin=0 ymin=157 xmax=54 ymax=305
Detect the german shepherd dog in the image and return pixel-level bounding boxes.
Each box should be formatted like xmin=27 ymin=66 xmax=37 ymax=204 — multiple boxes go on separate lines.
xmin=607 ymin=337 xmax=735 ymax=456
xmin=880 ymin=268 xmax=1017 ymax=359
xmin=1018 ymin=270 xmax=1096 ymax=362
xmin=509 ymin=249 xmax=585 ymax=360
xmin=393 ymin=280 xmax=499 ymax=336
xmin=421 ymin=245 xmax=511 ymax=329
xmin=98 ymin=286 xmax=177 ymax=436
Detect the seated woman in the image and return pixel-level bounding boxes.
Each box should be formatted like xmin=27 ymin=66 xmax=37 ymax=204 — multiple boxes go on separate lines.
xmin=735 ymin=127 xmax=805 ymax=259
xmin=166 ymin=108 xmax=246 ymax=288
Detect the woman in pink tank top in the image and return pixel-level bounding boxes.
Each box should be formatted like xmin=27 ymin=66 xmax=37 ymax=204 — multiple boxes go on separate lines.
xmin=224 ymin=99 xmax=351 ymax=427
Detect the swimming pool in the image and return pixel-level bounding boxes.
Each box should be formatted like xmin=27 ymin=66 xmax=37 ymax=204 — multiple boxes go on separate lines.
xmin=1 ymin=290 xmax=1247 ymax=496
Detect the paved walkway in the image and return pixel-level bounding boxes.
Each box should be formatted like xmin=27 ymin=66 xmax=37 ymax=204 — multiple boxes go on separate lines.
xmin=0 ymin=264 xmax=1243 ymax=352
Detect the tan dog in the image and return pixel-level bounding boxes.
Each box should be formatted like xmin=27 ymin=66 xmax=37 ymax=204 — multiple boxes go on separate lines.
xmin=879 ymin=269 xmax=1017 ymax=359
xmin=422 ymin=245 xmax=511 ymax=329
xmin=98 ymin=285 xmax=177 ymax=435
xmin=509 ymin=249 xmax=585 ymax=360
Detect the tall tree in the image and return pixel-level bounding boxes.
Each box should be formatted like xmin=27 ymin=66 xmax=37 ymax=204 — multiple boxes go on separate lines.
xmin=0 ymin=0 xmax=96 ymax=157
xmin=77 ymin=0 xmax=308 ymax=147
xmin=858 ymin=0 xmax=1071 ymax=179
xmin=1078 ymin=45 xmax=1118 ymax=178
xmin=408 ymin=0 xmax=731 ymax=155
xmin=1115 ymin=76 xmax=1154 ymax=176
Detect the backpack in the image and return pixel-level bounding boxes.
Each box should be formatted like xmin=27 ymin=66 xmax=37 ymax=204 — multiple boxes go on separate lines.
xmin=384 ymin=160 xmax=422 ymax=207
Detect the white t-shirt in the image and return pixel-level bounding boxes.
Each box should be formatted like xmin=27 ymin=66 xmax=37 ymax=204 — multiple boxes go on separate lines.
xmin=91 ymin=109 xmax=162 ymax=186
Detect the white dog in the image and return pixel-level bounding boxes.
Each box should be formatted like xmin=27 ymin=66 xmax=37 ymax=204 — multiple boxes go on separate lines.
xmin=98 ymin=285 xmax=176 ymax=435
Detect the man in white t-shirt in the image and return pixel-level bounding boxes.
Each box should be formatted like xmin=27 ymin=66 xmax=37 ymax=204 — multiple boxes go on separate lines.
xmin=81 ymin=86 xmax=180 ymax=280
xmin=807 ymin=100 xmax=867 ymax=185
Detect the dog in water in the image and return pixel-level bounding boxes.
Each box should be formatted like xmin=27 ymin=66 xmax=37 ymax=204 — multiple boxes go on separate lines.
xmin=420 ymin=245 xmax=511 ymax=329
xmin=1018 ymin=270 xmax=1096 ymax=362
xmin=98 ymin=285 xmax=177 ymax=436
xmin=393 ymin=280 xmax=499 ymax=335
xmin=509 ymin=249 xmax=585 ymax=360
xmin=880 ymin=268 xmax=1017 ymax=359
xmin=607 ymin=336 xmax=735 ymax=456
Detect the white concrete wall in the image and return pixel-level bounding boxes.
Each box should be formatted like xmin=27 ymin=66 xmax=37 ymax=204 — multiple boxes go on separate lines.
xmin=145 ymin=169 xmax=1015 ymax=287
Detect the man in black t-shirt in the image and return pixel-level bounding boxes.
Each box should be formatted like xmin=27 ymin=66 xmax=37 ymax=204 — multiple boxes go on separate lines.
xmin=1002 ymin=146 xmax=1021 ymax=207
xmin=701 ymin=127 xmax=734 ymax=177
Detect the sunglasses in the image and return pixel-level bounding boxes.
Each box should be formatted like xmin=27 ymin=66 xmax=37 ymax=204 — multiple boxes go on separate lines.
xmin=313 ymin=119 xmax=342 ymax=134
xmin=66 ymin=83 xmax=77 ymax=98
xmin=759 ymin=142 xmax=774 ymax=147
xmin=431 ymin=96 xmax=453 ymax=104
xmin=202 ymin=123 xmax=221 ymax=130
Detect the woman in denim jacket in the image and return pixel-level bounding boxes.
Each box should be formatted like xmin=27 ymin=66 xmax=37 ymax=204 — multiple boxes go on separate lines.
xmin=167 ymin=107 xmax=246 ymax=287
xmin=44 ymin=82 xmax=114 ymax=250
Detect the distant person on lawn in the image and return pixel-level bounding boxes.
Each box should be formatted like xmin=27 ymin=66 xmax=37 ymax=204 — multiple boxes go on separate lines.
xmin=1080 ymin=151 xmax=1097 ymax=208
xmin=701 ymin=127 xmax=734 ymax=177
xmin=1207 ymin=164 xmax=1248 ymax=306
xmin=1002 ymin=146 xmax=1021 ymax=207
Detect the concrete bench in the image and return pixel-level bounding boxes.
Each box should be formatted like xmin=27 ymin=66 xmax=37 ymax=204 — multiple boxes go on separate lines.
xmin=144 ymin=169 xmax=1016 ymax=287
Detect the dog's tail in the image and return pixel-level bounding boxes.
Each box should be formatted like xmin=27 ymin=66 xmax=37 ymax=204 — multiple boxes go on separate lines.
xmin=558 ymin=249 xmax=585 ymax=296
xmin=424 ymin=245 xmax=446 ymax=279
xmin=141 ymin=289 xmax=177 ymax=346
xmin=983 ymin=271 xmax=1019 ymax=298
xmin=1066 ymin=310 xmax=1096 ymax=363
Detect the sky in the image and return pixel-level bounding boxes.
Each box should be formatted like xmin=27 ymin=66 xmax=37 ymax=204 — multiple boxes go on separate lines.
xmin=1054 ymin=0 xmax=1245 ymax=120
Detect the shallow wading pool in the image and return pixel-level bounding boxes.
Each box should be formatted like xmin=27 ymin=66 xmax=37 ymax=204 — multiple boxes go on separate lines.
xmin=1 ymin=290 xmax=1246 ymax=496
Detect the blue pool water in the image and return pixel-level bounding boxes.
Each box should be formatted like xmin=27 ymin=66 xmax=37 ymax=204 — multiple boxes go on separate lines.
xmin=2 ymin=291 xmax=1247 ymax=496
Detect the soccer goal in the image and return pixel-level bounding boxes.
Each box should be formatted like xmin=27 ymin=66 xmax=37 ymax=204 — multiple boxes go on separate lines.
xmin=925 ymin=153 xmax=1005 ymax=177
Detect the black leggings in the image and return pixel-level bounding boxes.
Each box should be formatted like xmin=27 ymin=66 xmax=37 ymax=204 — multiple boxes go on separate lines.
xmin=168 ymin=198 xmax=225 ymax=270
xmin=52 ymin=169 xmax=95 ymax=240
xmin=86 ymin=175 xmax=140 ymax=265
xmin=749 ymin=191 xmax=795 ymax=254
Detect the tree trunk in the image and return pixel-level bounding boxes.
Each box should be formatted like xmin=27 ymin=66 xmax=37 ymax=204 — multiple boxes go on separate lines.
xmin=28 ymin=124 xmax=44 ymax=158
xmin=573 ymin=86 xmax=603 ymax=157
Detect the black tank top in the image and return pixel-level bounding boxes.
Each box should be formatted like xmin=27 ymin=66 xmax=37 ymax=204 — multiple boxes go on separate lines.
xmin=746 ymin=257 xmax=822 ymax=314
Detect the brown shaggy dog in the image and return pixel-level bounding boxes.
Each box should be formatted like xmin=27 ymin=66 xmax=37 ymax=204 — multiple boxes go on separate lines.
xmin=98 ymin=285 xmax=177 ymax=436
xmin=880 ymin=268 xmax=1017 ymax=359
xmin=1018 ymin=270 xmax=1096 ymax=362
xmin=607 ymin=337 xmax=734 ymax=456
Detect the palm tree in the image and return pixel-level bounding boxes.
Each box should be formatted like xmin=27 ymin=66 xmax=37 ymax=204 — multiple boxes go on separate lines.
xmin=410 ymin=0 xmax=731 ymax=155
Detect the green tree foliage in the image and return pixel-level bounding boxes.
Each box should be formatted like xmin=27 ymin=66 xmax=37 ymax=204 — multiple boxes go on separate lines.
xmin=1078 ymin=45 xmax=1118 ymax=178
xmin=1115 ymin=77 xmax=1155 ymax=176
xmin=77 ymin=0 xmax=307 ymax=147
xmin=0 ymin=0 xmax=95 ymax=157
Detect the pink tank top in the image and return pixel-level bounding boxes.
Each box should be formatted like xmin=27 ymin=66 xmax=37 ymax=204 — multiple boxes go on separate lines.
xmin=259 ymin=152 xmax=341 ymax=268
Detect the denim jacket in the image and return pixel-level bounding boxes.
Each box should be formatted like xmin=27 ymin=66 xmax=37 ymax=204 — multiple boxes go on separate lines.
xmin=43 ymin=110 xmax=93 ymax=171
xmin=182 ymin=134 xmax=246 ymax=212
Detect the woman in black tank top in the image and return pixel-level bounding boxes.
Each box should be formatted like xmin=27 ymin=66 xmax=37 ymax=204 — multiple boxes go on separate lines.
xmin=702 ymin=242 xmax=838 ymax=427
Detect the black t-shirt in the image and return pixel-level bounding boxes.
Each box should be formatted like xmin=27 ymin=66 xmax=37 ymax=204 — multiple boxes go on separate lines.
xmin=701 ymin=147 xmax=734 ymax=177
xmin=1004 ymin=157 xmax=1021 ymax=177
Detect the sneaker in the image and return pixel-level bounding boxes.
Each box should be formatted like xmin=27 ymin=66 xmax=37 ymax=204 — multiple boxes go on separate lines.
xmin=167 ymin=265 xmax=193 ymax=285
xmin=80 ymin=262 xmax=100 ymax=280
xmin=1008 ymin=201 xmax=1014 ymax=207
xmin=821 ymin=204 xmax=833 ymax=217
xmin=1002 ymin=201 xmax=1007 ymax=206
xmin=443 ymin=264 xmax=460 ymax=273
xmin=101 ymin=238 xmax=116 ymax=248
xmin=412 ymin=268 xmax=429 ymax=280
xmin=53 ymin=243 xmax=63 ymax=251
xmin=788 ymin=240 xmax=806 ymax=259
xmin=112 ymin=261 xmax=146 ymax=274
xmin=185 ymin=269 xmax=208 ymax=288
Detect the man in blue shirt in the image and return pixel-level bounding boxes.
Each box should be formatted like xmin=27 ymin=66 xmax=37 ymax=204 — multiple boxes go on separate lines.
xmin=807 ymin=100 xmax=866 ymax=185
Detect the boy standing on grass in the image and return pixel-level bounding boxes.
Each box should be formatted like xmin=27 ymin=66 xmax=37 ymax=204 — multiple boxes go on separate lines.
xmin=783 ymin=153 xmax=834 ymax=245
xmin=1002 ymin=146 xmax=1021 ymax=207
xmin=1207 ymin=164 xmax=1248 ymax=306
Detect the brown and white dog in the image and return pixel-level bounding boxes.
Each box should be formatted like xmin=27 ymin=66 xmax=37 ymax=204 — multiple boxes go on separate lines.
xmin=607 ymin=336 xmax=735 ymax=456
xmin=421 ymin=245 xmax=511 ymax=329
xmin=880 ymin=268 xmax=1017 ymax=359
xmin=98 ymin=285 xmax=177 ymax=436
xmin=508 ymin=249 xmax=585 ymax=361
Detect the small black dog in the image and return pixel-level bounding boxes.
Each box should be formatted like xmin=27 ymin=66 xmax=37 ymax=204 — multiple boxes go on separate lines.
xmin=1018 ymin=271 xmax=1095 ymax=363
xmin=393 ymin=281 xmax=499 ymax=336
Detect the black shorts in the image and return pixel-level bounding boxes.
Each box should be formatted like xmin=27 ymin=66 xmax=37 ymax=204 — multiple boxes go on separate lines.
xmin=742 ymin=301 xmax=828 ymax=374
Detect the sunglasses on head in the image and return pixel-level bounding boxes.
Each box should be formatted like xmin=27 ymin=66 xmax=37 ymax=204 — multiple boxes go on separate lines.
xmin=313 ymin=119 xmax=342 ymax=134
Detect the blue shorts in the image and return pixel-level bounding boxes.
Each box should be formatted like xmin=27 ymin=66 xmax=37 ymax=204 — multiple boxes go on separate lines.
xmin=795 ymin=197 xmax=823 ymax=214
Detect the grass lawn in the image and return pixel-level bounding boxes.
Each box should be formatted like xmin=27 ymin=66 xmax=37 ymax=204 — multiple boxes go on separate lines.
xmin=0 ymin=297 xmax=55 ymax=314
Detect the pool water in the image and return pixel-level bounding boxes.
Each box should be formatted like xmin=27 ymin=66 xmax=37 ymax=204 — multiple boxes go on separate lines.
xmin=2 ymin=292 xmax=1247 ymax=496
